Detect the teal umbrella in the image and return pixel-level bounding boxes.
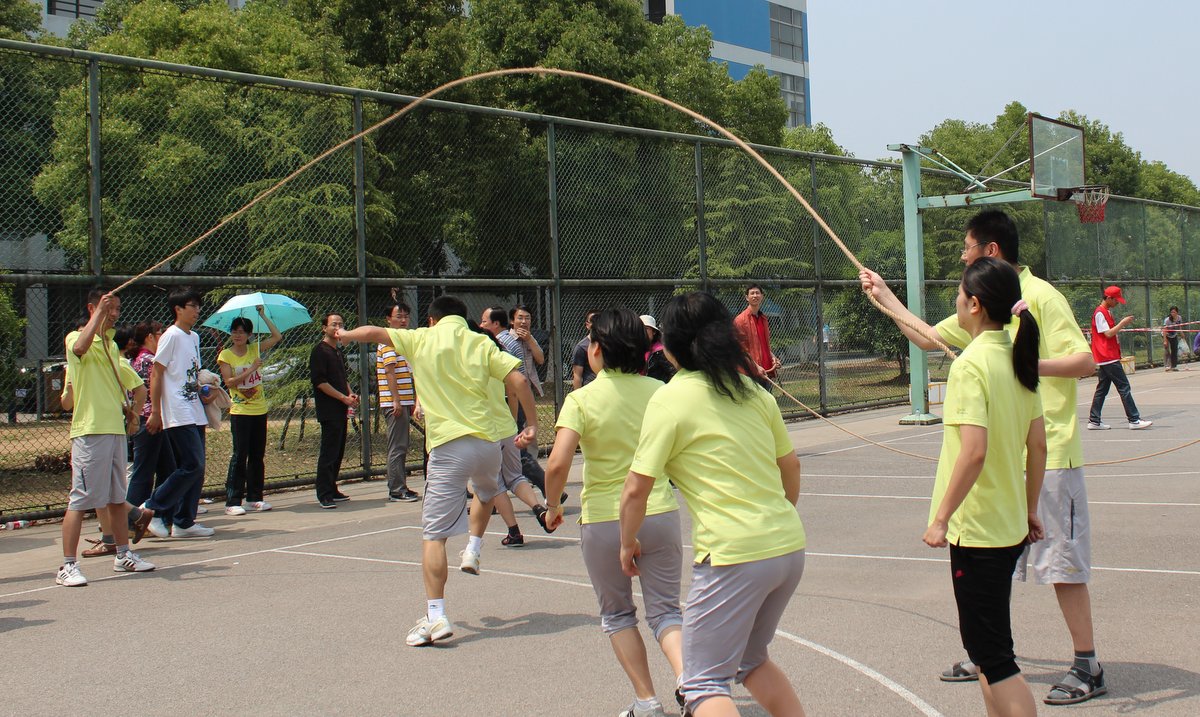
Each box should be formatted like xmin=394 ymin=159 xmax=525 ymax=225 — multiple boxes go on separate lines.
xmin=201 ymin=292 xmax=311 ymax=335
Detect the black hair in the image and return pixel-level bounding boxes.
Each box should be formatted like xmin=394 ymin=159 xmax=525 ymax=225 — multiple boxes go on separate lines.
xmin=467 ymin=318 xmax=504 ymax=350
xmin=584 ymin=308 xmax=601 ymax=322
xmin=660 ymin=292 xmax=757 ymax=401
xmin=321 ymin=312 xmax=343 ymax=327
xmin=485 ymin=306 xmax=510 ymax=329
xmin=230 ymin=317 xmax=254 ymax=334
xmin=429 ymin=295 xmax=468 ymax=321
xmin=166 ymin=287 xmax=202 ymax=320
xmin=388 ymin=302 xmax=412 ymax=318
xmin=961 ymin=257 xmax=1039 ymax=393
xmin=964 ymin=209 xmax=1019 ymax=264
xmin=133 ymin=321 xmax=163 ymax=347
xmin=509 ymin=304 xmax=532 ymax=322
xmin=113 ymin=324 xmax=137 ymax=358
xmin=589 ymin=308 xmax=649 ymax=375
xmin=746 ymin=283 xmax=763 ymax=294
xmin=72 ymin=314 xmax=89 ymax=330
xmin=1169 ymin=305 xmax=1179 ymax=313
xmin=85 ymin=286 xmax=107 ymax=309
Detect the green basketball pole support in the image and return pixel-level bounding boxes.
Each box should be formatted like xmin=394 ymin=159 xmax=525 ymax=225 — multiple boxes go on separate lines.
xmin=890 ymin=145 xmax=941 ymax=425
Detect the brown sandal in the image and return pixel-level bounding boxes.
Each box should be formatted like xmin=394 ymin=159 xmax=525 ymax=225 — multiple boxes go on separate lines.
xmin=81 ymin=539 xmax=116 ymax=558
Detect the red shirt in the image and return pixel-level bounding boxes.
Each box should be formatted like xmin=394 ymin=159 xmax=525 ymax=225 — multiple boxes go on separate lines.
xmin=734 ymin=307 xmax=775 ymax=377
xmin=1091 ymin=303 xmax=1121 ymax=365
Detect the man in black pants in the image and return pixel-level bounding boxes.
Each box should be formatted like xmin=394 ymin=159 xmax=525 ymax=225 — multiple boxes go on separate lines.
xmin=309 ymin=313 xmax=358 ymax=508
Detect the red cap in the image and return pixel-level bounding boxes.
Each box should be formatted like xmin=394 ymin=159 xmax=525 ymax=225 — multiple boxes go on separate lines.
xmin=1104 ymin=285 xmax=1126 ymax=304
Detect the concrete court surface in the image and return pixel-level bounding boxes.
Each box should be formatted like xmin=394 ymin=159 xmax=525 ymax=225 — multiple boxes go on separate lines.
xmin=1 ymin=367 xmax=1198 ymax=717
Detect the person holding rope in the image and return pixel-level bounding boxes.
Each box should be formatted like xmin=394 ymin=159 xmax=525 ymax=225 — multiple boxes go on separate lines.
xmin=860 ymin=209 xmax=1107 ymax=705
xmin=924 ymin=257 xmax=1046 ymax=717
xmin=58 ymin=289 xmax=156 ymax=586
xmin=621 ymin=291 xmax=805 ymax=717
xmin=337 ymin=296 xmax=538 ymax=648
xmin=544 ymin=308 xmax=684 ymax=717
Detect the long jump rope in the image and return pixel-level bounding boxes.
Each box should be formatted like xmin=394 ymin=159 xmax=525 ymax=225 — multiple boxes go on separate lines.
xmin=96 ymin=67 xmax=1196 ymax=470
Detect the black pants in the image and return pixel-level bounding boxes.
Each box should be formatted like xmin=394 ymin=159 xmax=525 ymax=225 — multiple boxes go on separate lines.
xmin=1167 ymin=336 xmax=1180 ymax=369
xmin=226 ymin=414 xmax=268 ymax=505
xmin=950 ymin=542 xmax=1026 ymax=685
xmin=1088 ymin=362 xmax=1140 ymax=424
xmin=515 ymin=404 xmax=546 ymax=496
xmin=315 ymin=418 xmax=347 ymax=502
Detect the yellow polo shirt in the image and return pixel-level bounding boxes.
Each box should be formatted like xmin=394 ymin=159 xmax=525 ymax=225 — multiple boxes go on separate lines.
xmin=217 ymin=344 xmax=267 ymax=416
xmin=386 ymin=317 xmax=520 ymax=450
xmin=630 ymin=369 xmax=804 ymax=566
xmin=933 ymin=330 xmax=1043 ymax=547
xmin=556 ymin=369 xmax=677 ymax=524
xmin=65 ymin=329 xmax=143 ymax=439
xmin=937 ymin=266 xmax=1089 ymax=469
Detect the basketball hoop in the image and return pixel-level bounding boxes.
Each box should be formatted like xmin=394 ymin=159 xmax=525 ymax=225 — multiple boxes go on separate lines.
xmin=1069 ymin=185 xmax=1109 ymax=223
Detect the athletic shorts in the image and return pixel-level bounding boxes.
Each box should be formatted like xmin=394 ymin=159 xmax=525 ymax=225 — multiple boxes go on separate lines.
xmin=580 ymin=512 xmax=682 ymax=638
xmin=496 ymin=435 xmax=530 ymax=493
xmin=421 ymin=436 xmax=502 ymax=540
xmin=679 ymin=550 xmax=806 ymax=713
xmin=1014 ymin=467 xmax=1091 ymax=584
xmin=951 ymin=542 xmax=1025 ymax=685
xmin=69 ymin=434 xmax=128 ymax=511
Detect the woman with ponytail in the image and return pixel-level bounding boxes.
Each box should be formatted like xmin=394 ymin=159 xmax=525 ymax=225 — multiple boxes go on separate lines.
xmin=620 ymin=292 xmax=806 ymax=717
xmin=925 ymin=257 xmax=1047 ymax=717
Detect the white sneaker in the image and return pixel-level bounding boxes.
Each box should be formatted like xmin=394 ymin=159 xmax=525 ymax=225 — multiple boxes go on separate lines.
xmin=113 ymin=551 xmax=156 ymax=573
xmin=1086 ymin=422 xmax=1111 ymax=430
xmin=56 ymin=562 xmax=87 ymax=587
xmin=225 ymin=505 xmax=247 ymax=516
xmin=196 ymin=505 xmax=208 ymax=514
xmin=1129 ymin=419 xmax=1153 ymax=430
xmin=406 ymin=615 xmax=454 ymax=646
xmin=244 ymin=500 xmax=272 ymax=512
xmin=618 ymin=699 xmax=666 ymax=717
xmin=147 ymin=516 xmax=171 ymax=538
xmin=459 ymin=549 xmax=480 ymax=575
xmin=171 ymin=523 xmax=215 ymax=538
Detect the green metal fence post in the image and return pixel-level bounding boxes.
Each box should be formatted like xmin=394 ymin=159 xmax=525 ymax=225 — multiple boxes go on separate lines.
xmin=1142 ymin=204 xmax=1153 ymax=367
xmin=352 ymin=95 xmax=372 ymax=475
xmin=547 ymin=122 xmax=564 ymax=416
xmin=892 ymin=146 xmax=939 ymax=424
xmin=810 ymin=157 xmax=828 ymax=413
xmin=694 ymin=141 xmax=708 ymax=293
xmin=87 ymin=59 xmax=102 ymax=277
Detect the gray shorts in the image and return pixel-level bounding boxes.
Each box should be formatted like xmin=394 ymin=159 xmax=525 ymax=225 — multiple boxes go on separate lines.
xmin=496 ymin=435 xmax=530 ymax=493
xmin=1014 ymin=467 xmax=1091 ymax=584
xmin=680 ymin=550 xmax=806 ymax=713
xmin=580 ymin=512 xmax=683 ymax=639
xmin=69 ymin=434 xmax=128 ymax=511
xmin=421 ymin=436 xmax=502 ymax=541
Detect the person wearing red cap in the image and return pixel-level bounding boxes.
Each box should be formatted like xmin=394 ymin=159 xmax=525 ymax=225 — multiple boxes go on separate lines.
xmin=1088 ymin=286 xmax=1152 ymax=430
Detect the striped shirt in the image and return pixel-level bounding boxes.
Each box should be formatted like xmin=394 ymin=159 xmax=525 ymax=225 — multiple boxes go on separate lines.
xmin=376 ymin=344 xmax=415 ymax=408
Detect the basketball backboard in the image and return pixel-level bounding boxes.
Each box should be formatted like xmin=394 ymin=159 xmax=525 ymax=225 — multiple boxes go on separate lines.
xmin=1029 ymin=113 xmax=1085 ymax=199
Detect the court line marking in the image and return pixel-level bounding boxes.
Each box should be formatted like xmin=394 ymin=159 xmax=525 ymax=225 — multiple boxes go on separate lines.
xmin=278 ymin=548 xmax=945 ymax=717
xmin=806 ymin=429 xmax=944 ymax=457
xmin=799 ymin=492 xmax=1200 ymax=508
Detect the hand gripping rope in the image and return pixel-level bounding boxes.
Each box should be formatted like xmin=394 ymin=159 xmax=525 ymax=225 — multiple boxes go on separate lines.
xmin=105 ymin=67 xmax=1191 ymax=468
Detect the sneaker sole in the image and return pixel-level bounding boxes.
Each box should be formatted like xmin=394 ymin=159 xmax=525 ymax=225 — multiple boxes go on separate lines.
xmin=406 ymin=635 xmax=433 ymax=647
xmin=55 ymin=578 xmax=87 ymax=587
xmin=113 ymin=564 xmax=156 ymax=573
xmin=460 ymin=564 xmax=479 ymax=575
xmin=430 ymin=626 xmax=454 ymax=642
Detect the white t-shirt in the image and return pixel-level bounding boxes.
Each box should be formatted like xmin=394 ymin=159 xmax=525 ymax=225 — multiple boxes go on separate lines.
xmin=1093 ymin=311 xmax=1118 ymax=366
xmin=155 ymin=324 xmax=208 ymax=428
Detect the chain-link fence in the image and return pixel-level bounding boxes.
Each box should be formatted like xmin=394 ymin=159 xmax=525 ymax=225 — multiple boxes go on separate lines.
xmin=3 ymin=40 xmax=1199 ymax=519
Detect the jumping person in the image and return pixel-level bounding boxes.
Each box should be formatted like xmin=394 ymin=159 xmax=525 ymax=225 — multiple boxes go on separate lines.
xmin=545 ymin=308 xmax=683 ymax=717
xmin=337 ymin=296 xmax=538 ymax=648
xmin=218 ymin=305 xmax=282 ymax=515
xmin=923 ymin=257 xmax=1046 ymax=717
xmin=58 ymin=289 xmax=156 ymax=585
xmin=860 ymin=209 xmax=1108 ymax=705
xmin=620 ymin=292 xmax=805 ymax=717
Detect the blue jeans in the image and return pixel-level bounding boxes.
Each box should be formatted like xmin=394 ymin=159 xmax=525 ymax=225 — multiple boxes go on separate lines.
xmin=1089 ymin=362 xmax=1141 ymax=424
xmin=145 ymin=424 xmax=206 ymax=529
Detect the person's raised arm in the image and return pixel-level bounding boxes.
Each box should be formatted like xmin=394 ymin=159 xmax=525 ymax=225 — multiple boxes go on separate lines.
xmin=1039 ymin=352 xmax=1095 ymax=379
xmin=543 ymin=427 xmax=581 ymax=531
xmin=337 ymin=325 xmax=391 ymax=345
xmin=72 ymin=294 xmax=115 ymax=357
xmin=257 ymin=306 xmax=284 ymax=352
xmin=923 ymin=424 xmax=987 ymax=547
xmin=859 ymin=269 xmax=945 ymax=351
xmin=524 ymin=332 xmax=545 ymax=366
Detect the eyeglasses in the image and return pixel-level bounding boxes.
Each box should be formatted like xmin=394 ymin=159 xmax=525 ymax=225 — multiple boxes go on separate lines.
xmin=184 ymin=302 xmax=202 ymax=309
xmin=961 ymin=242 xmax=987 ymax=257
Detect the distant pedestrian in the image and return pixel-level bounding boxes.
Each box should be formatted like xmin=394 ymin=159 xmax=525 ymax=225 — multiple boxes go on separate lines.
xmin=570 ymin=309 xmax=601 ymax=391
xmin=639 ymin=314 xmax=675 ymax=384
xmin=1088 ymin=286 xmax=1152 ymax=430
xmin=1162 ymin=306 xmax=1185 ymax=371
xmin=309 ymin=313 xmax=357 ymax=508
xmin=377 ymin=301 xmax=420 ymax=503
xmin=733 ymin=284 xmax=779 ymax=390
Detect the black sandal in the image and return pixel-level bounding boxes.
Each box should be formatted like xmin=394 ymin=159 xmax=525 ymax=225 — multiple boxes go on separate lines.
xmin=1045 ymin=666 xmax=1107 ymax=705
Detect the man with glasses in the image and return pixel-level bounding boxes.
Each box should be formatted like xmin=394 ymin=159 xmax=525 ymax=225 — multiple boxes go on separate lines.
xmin=144 ymin=289 xmax=215 ymax=539
xmin=310 ymin=313 xmax=358 ymax=509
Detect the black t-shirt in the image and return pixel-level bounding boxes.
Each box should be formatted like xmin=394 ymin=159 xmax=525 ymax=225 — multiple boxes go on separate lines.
xmin=571 ymin=336 xmax=596 ymax=386
xmin=309 ymin=341 xmax=349 ymax=422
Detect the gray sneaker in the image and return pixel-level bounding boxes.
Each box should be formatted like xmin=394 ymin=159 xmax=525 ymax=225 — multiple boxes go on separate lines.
xmin=113 ymin=551 xmax=156 ymax=573
xmin=171 ymin=523 xmax=214 ymax=538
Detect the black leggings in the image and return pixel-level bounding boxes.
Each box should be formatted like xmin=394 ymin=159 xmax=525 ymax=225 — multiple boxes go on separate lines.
xmin=950 ymin=542 xmax=1026 ymax=684
xmin=226 ymin=414 xmax=268 ymax=505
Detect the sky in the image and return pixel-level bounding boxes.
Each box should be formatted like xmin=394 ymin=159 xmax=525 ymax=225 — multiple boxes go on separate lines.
xmin=808 ymin=1 xmax=1199 ymax=185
